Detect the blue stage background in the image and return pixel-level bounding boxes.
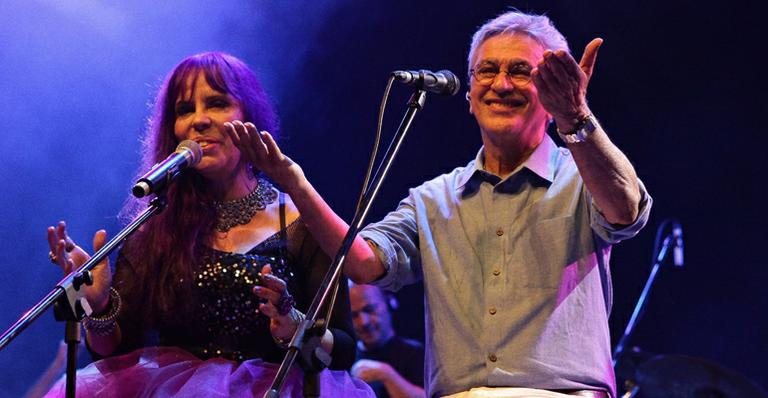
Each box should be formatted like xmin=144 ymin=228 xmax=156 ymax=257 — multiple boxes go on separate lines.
xmin=1 ymin=1 xmax=765 ymax=396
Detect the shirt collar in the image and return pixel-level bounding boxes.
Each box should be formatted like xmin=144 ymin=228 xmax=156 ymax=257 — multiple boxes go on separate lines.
xmin=456 ymin=147 xmax=486 ymax=190
xmin=524 ymin=134 xmax=558 ymax=183
xmin=458 ymin=134 xmax=559 ymax=198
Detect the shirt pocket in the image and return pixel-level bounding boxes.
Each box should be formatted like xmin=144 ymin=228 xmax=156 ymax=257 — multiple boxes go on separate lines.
xmin=514 ymin=215 xmax=575 ymax=289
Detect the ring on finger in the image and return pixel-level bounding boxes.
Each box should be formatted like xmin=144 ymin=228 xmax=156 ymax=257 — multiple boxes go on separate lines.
xmin=48 ymin=251 xmax=58 ymax=264
xmin=276 ymin=291 xmax=296 ymax=316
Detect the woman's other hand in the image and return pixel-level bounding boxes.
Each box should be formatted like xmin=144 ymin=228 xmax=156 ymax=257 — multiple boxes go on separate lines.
xmin=46 ymin=221 xmax=112 ymax=314
xmin=253 ymin=264 xmax=303 ymax=344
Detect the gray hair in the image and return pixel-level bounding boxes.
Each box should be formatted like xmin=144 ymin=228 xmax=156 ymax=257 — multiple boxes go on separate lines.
xmin=467 ymin=10 xmax=570 ymax=74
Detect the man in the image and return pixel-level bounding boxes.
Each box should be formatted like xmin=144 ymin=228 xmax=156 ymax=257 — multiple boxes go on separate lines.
xmin=235 ymin=9 xmax=651 ymax=398
xmin=349 ymin=11 xmax=651 ymax=397
xmin=349 ymin=283 xmax=425 ymax=398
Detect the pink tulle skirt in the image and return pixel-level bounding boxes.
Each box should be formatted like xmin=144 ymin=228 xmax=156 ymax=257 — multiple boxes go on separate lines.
xmin=43 ymin=346 xmax=374 ymax=397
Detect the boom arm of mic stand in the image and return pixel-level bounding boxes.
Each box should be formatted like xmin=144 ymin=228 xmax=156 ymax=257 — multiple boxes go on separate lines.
xmin=264 ymin=90 xmax=428 ymax=398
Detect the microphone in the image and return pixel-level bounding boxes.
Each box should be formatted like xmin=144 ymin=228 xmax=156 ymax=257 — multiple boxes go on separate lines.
xmin=392 ymin=69 xmax=460 ymax=96
xmin=672 ymin=222 xmax=684 ymax=267
xmin=132 ymin=140 xmax=202 ymax=198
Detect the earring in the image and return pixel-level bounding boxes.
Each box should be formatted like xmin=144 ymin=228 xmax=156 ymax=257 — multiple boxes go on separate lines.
xmin=387 ymin=295 xmax=399 ymax=311
xmin=465 ymin=92 xmax=470 ymax=101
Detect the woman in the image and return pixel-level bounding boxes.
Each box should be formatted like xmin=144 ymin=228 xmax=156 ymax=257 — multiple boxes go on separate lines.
xmin=45 ymin=52 xmax=372 ymax=397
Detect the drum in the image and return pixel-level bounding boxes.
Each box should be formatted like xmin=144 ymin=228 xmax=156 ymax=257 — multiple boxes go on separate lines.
xmin=631 ymin=354 xmax=767 ymax=398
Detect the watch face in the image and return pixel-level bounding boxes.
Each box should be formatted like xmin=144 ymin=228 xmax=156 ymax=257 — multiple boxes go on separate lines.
xmin=557 ymin=114 xmax=600 ymax=144
xmin=575 ymin=116 xmax=599 ymax=140
xmin=559 ymin=115 xmax=598 ymax=144
xmin=581 ymin=117 xmax=597 ymax=134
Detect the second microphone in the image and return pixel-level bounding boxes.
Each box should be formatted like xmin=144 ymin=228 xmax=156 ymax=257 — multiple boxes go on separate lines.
xmin=392 ymin=69 xmax=461 ymax=96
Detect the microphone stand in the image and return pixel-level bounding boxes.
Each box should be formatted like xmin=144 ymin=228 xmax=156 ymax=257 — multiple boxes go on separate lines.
xmin=264 ymin=89 xmax=428 ymax=398
xmin=0 ymin=196 xmax=168 ymax=398
xmin=612 ymin=234 xmax=671 ymax=364
xmin=613 ymin=219 xmax=681 ymax=398
xmin=612 ymin=219 xmax=682 ymax=398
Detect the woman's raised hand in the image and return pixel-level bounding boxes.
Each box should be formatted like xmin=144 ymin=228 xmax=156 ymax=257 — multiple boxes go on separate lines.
xmin=224 ymin=121 xmax=305 ymax=191
xmin=46 ymin=221 xmax=112 ymax=314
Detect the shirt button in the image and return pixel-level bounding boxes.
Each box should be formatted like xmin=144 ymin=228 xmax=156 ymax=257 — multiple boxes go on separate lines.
xmin=488 ymin=353 xmax=497 ymax=362
xmin=496 ymin=228 xmax=504 ymax=236
xmin=493 ymin=269 xmax=501 ymax=276
xmin=489 ymin=307 xmax=497 ymax=315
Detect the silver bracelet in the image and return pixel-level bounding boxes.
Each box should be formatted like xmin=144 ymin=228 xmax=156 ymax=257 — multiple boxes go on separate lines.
xmin=272 ymin=308 xmax=305 ymax=349
xmin=82 ymin=287 xmax=121 ymax=336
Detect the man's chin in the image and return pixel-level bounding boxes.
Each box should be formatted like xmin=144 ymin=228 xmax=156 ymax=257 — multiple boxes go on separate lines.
xmin=480 ymin=122 xmax=522 ymax=138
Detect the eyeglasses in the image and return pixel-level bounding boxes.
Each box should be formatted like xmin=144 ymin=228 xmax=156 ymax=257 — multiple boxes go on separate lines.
xmin=469 ymin=62 xmax=533 ymax=86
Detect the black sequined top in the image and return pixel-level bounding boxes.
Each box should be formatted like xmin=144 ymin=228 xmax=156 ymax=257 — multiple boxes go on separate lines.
xmin=105 ymin=219 xmax=356 ymax=370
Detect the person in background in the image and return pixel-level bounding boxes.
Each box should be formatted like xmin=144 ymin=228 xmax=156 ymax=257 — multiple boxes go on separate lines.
xmin=350 ymin=283 xmax=425 ymax=398
xmin=44 ymin=51 xmax=371 ymax=397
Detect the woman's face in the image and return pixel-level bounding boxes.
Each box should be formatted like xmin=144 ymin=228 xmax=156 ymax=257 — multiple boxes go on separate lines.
xmin=173 ymin=71 xmax=246 ymax=181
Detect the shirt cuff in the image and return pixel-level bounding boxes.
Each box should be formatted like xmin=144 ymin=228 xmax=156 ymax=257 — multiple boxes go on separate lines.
xmin=590 ymin=179 xmax=653 ymax=243
xmin=358 ymin=230 xmax=400 ymax=291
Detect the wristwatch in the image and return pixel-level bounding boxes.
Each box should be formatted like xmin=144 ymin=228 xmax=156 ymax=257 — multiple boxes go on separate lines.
xmin=557 ymin=114 xmax=600 ymax=144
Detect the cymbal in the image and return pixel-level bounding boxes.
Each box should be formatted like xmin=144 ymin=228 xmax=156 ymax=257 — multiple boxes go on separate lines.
xmin=635 ymin=354 xmax=768 ymax=398
xmin=614 ymin=346 xmax=653 ymax=382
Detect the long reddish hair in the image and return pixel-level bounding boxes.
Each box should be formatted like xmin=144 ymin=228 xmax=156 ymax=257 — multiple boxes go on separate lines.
xmin=118 ymin=52 xmax=279 ymax=323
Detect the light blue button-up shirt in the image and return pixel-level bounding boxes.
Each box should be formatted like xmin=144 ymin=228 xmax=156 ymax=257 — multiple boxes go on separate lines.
xmin=359 ymin=134 xmax=652 ymax=397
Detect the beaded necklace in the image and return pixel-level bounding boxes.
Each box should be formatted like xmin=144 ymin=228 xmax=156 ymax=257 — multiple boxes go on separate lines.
xmin=214 ymin=177 xmax=277 ymax=232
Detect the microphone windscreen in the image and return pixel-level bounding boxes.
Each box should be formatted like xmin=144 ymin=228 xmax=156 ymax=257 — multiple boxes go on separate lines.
xmin=177 ymin=140 xmax=203 ymax=166
xmin=437 ymin=70 xmax=461 ymax=96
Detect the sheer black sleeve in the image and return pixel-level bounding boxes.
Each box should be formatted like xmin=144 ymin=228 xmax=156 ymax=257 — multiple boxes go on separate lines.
xmin=288 ymin=221 xmax=356 ymax=370
xmin=85 ymin=249 xmax=151 ymax=361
